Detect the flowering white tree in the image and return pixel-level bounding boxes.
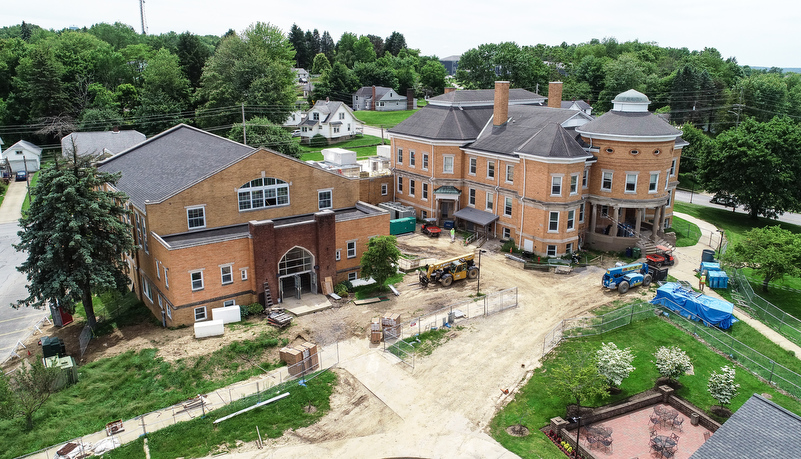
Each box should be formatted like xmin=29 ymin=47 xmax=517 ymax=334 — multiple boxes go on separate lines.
xmin=653 ymin=346 xmax=692 ymax=382
xmin=596 ymin=342 xmax=636 ymax=387
xmin=708 ymin=366 xmax=740 ymax=406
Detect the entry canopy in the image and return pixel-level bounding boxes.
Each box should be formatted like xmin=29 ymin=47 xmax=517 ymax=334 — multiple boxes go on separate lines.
xmin=651 ymin=282 xmax=738 ymax=329
xmin=453 ymin=207 xmax=500 ymax=227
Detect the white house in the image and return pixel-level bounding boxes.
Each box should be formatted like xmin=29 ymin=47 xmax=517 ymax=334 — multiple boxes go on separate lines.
xmin=353 ymin=86 xmax=417 ymax=112
xmin=1 ymin=140 xmax=42 ymax=174
xmin=299 ymin=100 xmax=362 ymax=144
xmin=61 ymin=129 xmax=146 ymax=159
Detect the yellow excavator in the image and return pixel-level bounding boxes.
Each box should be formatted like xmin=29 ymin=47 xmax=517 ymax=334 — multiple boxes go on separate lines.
xmin=419 ymin=253 xmax=479 ymax=287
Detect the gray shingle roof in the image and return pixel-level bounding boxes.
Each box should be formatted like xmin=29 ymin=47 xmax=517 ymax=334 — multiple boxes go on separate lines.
xmin=354 ymin=86 xmax=393 ymax=99
xmin=97 ymin=124 xmax=255 ymax=209
xmin=428 ymin=88 xmax=544 ymax=106
xmin=468 ymin=106 xmax=592 ymax=160
xmin=561 ymin=100 xmax=592 ymax=111
xmin=577 ymin=111 xmax=681 ymax=138
xmin=390 ymin=105 xmax=494 ymax=141
xmin=690 ymin=394 xmax=801 ymax=459
xmin=62 ymin=130 xmax=146 ymax=157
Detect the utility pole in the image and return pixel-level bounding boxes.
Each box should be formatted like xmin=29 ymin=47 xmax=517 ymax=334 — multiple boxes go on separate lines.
xmin=241 ymin=103 xmax=247 ymax=145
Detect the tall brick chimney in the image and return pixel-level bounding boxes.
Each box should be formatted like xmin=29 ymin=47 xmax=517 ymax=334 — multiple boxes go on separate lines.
xmin=407 ymin=88 xmax=414 ymax=110
xmin=548 ymin=81 xmax=563 ymax=109
xmin=493 ymin=81 xmax=510 ymax=127
xmin=371 ymin=86 xmax=376 ymax=111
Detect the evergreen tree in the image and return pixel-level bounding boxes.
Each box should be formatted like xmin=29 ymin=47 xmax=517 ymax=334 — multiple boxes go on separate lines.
xmin=320 ymin=31 xmax=336 ymax=62
xmin=15 ymin=155 xmax=135 ymax=330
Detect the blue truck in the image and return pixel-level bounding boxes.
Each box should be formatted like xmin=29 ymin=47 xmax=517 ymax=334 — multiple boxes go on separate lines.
xmin=602 ymin=262 xmax=652 ymax=293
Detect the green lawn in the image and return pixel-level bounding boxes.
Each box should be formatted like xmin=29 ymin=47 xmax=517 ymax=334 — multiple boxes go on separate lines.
xmin=673 ymin=201 xmax=801 ymax=245
xmin=0 ymin=322 xmax=291 ymax=458
xmin=666 ymin=215 xmax=701 ymax=247
xmin=354 ymin=109 xmax=420 ymax=128
xmin=490 ymin=316 xmax=801 ymax=458
xmin=298 ymin=135 xmax=388 ymax=161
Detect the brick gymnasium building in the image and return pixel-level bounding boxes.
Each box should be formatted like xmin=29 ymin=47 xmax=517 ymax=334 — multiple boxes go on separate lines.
xmin=98 ymin=124 xmax=389 ymax=326
xmin=389 ymin=82 xmax=685 ymax=256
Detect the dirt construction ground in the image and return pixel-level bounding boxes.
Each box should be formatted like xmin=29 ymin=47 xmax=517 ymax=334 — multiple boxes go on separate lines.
xmin=5 ymin=232 xmax=629 ymax=458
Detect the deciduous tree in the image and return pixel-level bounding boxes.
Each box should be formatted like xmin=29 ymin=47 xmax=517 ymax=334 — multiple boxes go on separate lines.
xmin=708 ymin=366 xmax=739 ymax=406
xmin=595 ymin=342 xmax=635 ymax=388
xmin=359 ymin=235 xmax=401 ymax=289
xmin=548 ymin=346 xmax=609 ymax=414
xmin=227 ymin=117 xmax=301 ymax=158
xmin=726 ymin=226 xmax=801 ymax=292
xmin=653 ymin=346 xmax=692 ymax=383
xmin=0 ymin=359 xmax=61 ymax=429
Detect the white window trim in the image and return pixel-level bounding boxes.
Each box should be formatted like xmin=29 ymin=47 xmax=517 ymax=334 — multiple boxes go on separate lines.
xmin=443 ymin=155 xmax=454 ymax=174
xmin=504 ymin=197 xmax=513 ymax=217
xmin=582 ymin=169 xmax=589 ymax=189
xmin=422 ymin=183 xmax=428 ymax=201
xmin=240 ymin=268 xmax=248 ymax=281
xmin=220 ymin=264 xmax=234 ymax=285
xmin=506 ymin=164 xmax=514 ymax=184
xmin=155 ymin=260 xmax=160 ymax=279
xmin=670 ymin=158 xmax=677 ymax=176
xmin=194 ymin=306 xmax=207 ymax=322
xmin=547 ymin=245 xmax=557 ymax=257
xmin=649 ymin=172 xmax=660 ymax=193
xmin=601 ymin=171 xmax=613 ymax=192
xmin=579 ymin=203 xmax=585 ymax=223
xmin=336 ymin=249 xmax=341 ymax=261
xmin=348 ymin=272 xmax=358 ymax=281
xmin=468 ymin=188 xmax=476 ymax=207
xmin=422 ymin=153 xmax=429 ymax=171
xmin=347 ymin=240 xmax=357 ymax=258
xmin=468 ymin=157 xmax=477 ymax=176
xmin=381 ymin=183 xmax=388 ymax=196
xmin=551 ymin=175 xmax=563 ymax=197
xmin=625 ymin=173 xmax=638 ymax=193
xmin=397 ymin=148 xmax=403 ymax=164
xmin=502 ymin=227 xmax=511 ymax=239
xmin=567 ymin=209 xmax=575 ymax=231
xmin=223 ymin=299 xmax=236 ymax=307
xmin=397 ymin=176 xmax=403 ymax=194
xmin=548 ymin=211 xmax=560 ymax=233
xmin=142 ymin=278 xmax=153 ymax=302
xmin=569 ymin=174 xmax=579 ymax=195
xmin=190 ymin=269 xmax=204 ymax=291
xmin=166 ymin=303 xmax=172 ymax=319
xmin=318 ymin=188 xmax=333 ymax=210
xmin=485 ymin=192 xmax=494 ymax=211
xmin=486 ymin=161 xmax=495 ymax=179
xmin=409 ymin=179 xmax=415 ymax=197
xmin=409 ymin=150 xmax=415 ymax=168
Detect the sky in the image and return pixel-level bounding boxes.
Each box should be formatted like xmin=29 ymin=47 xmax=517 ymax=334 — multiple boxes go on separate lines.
xmin=5 ymin=0 xmax=800 ymax=68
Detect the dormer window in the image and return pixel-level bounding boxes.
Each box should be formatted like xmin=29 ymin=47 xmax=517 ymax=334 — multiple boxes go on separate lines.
xmin=312 ymin=112 xmax=319 ymax=121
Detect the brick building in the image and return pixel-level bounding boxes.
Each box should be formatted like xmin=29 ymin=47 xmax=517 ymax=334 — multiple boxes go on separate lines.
xmin=98 ymin=124 xmax=389 ymax=326
xmin=388 ymin=82 xmax=685 ymax=256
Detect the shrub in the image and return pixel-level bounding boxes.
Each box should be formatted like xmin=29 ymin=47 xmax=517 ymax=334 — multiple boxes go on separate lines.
xmin=654 ymin=345 xmax=692 ymax=382
xmin=596 ymin=342 xmax=636 ymax=387
xmin=501 ymin=240 xmax=517 ymax=253
xmin=708 ymin=366 xmax=740 ymax=406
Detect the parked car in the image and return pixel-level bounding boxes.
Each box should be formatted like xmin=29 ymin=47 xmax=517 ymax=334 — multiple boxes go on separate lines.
xmin=710 ymin=193 xmax=737 ymax=209
xmin=291 ymin=129 xmax=301 ymax=137
xmin=15 ymin=171 xmax=27 ymax=181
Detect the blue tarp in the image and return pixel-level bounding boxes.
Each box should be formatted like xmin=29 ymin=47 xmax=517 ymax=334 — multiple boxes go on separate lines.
xmin=708 ymin=271 xmax=729 ymax=289
xmin=699 ymin=262 xmax=722 ymax=273
xmin=651 ymin=282 xmax=738 ymax=329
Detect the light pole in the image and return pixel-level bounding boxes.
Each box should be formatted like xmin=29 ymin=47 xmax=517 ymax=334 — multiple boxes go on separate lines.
xmin=717 ymin=229 xmax=725 ymax=257
xmin=476 ymin=250 xmax=487 ymax=295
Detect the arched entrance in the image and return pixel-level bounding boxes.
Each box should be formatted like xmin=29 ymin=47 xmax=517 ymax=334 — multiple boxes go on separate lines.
xmin=277 ymin=247 xmax=316 ymax=301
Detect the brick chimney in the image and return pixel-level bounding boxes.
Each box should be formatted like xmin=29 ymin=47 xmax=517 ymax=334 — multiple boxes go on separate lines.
xmin=406 ymin=88 xmax=414 ymax=110
xmin=548 ymin=81 xmax=563 ymax=109
xmin=371 ymin=86 xmax=376 ymax=111
xmin=493 ymin=81 xmax=510 ymax=127
xmin=444 ymin=87 xmax=457 ymax=94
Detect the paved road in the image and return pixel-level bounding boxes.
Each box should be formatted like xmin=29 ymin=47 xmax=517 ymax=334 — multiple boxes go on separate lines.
xmin=674 ymin=189 xmax=801 ymax=227
xmin=362 ymin=124 xmax=387 ymax=141
xmin=0 ymin=180 xmax=46 ymax=364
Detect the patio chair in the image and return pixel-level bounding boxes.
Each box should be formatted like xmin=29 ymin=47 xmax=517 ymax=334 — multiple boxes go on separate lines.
xmin=661 ymin=448 xmax=676 ymax=459
xmin=670 ymin=432 xmax=680 ymax=443
xmin=672 ymin=417 xmax=684 ymax=432
xmin=587 ymin=436 xmax=599 ymax=450
xmin=650 ymin=428 xmax=658 ymax=438
xmin=601 ymin=438 xmax=613 ymax=453
xmin=649 ymin=414 xmax=661 ymax=430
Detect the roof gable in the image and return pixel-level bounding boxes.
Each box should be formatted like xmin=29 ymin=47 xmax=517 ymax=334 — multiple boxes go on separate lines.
xmin=62 ymin=130 xmax=146 ymax=157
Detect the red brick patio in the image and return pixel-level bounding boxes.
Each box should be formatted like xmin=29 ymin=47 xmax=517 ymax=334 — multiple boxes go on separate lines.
xmin=572 ymin=403 xmax=712 ymax=459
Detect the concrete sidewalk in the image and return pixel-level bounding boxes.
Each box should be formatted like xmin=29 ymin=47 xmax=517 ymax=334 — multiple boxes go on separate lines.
xmin=0 ymin=179 xmax=27 ymax=224
xmin=671 ymin=212 xmax=801 ymax=358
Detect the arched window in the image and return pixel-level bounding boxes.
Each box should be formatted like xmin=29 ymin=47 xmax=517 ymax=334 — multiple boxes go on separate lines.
xmin=238 ymin=177 xmax=289 ymax=211
xmin=279 ymin=247 xmax=313 ymax=276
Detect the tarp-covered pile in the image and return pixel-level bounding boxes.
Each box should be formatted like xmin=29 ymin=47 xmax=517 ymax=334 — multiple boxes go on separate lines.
xmin=650 ymin=282 xmax=738 ymax=329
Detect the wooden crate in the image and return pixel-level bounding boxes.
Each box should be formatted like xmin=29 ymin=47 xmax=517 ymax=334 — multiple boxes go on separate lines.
xmin=299 ymin=342 xmax=319 ymax=371
xmin=371 ymin=329 xmax=383 ymax=344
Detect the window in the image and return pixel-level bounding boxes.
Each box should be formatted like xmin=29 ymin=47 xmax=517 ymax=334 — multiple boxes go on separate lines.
xmin=348 ymin=272 xmax=358 ymax=281
xmin=469 ymin=188 xmax=476 ymax=206
xmin=421 ymin=210 xmax=428 ymax=219
xmin=630 ymin=149 xmax=639 ymax=155
xmin=142 ymin=220 xmax=148 ymax=253
xmin=670 ymin=158 xmax=677 ymax=176
xmin=566 ymin=243 xmax=573 ymax=254
xmin=238 ymin=177 xmax=289 ymax=210
xmin=570 ymin=174 xmax=579 ymax=195
xmin=469 ymin=158 xmax=477 ymax=175
xmin=336 ymin=249 xmax=341 ymax=261
xmin=601 ymin=205 xmax=609 ymax=217
xmin=194 ymin=307 xmax=207 ymax=321
xmin=166 ymin=304 xmax=172 ymax=319
xmin=551 ymin=176 xmax=562 ymax=196
xmin=158 ymin=295 xmax=163 ymax=310
xmin=422 ymin=183 xmax=428 ymax=200
xmin=443 ymin=156 xmax=454 ymax=173
xmin=220 ymin=265 xmax=233 ymax=285
xmin=347 ymin=240 xmax=356 ymax=258
xmin=502 ymin=227 xmax=511 ymax=239
xmin=504 ymin=197 xmax=513 ymax=217
xmin=625 ymin=173 xmax=637 ymax=193
xmin=653 ymin=149 xmax=661 ymax=155
xmin=339 ymin=112 xmax=345 ymax=120
xmin=579 ymin=203 xmax=585 ymax=223
xmin=666 ymin=190 xmax=672 ymax=207
xmin=649 ymin=173 xmax=659 ymax=192
xmin=422 ymin=153 xmax=429 ymax=170
xmin=549 ymin=211 xmax=559 ymax=232
xmin=333 ymin=126 xmax=340 ymax=133
xmin=164 ymin=268 xmax=169 ymax=288
xmin=312 ymin=112 xmax=319 ymax=120
xmin=347 ymin=124 xmax=351 ymax=131
xmin=506 ymin=164 xmax=514 ymax=183
xmin=602 ymin=172 xmax=613 ymax=191
xmin=397 ymin=176 xmax=403 ymax=193
xmin=223 ymin=300 xmax=235 ymax=307
xmin=410 ymin=150 xmax=415 ymax=167
xmin=567 ymin=210 xmax=575 ymax=230
xmin=547 ymin=245 xmax=557 ymax=257
xmin=664 ymin=218 xmax=671 ymax=229
xmin=486 ymin=192 xmax=493 ymax=211
xmin=381 ymin=183 xmax=388 ymax=195
xmin=191 ymin=271 xmax=204 ymax=291
xmin=582 ymin=169 xmax=588 ymax=188
xmin=318 ymin=189 xmax=332 ymax=209
xmin=187 ymin=207 xmax=206 ymax=229
xmin=487 ymin=161 xmax=495 ymax=179
xmin=156 ymin=260 xmax=160 ymax=279
xmin=142 ymin=278 xmax=153 ymax=301
xmin=605 ymin=148 xmax=614 ymax=154
xmin=397 ymin=148 xmax=403 ymax=164
xmin=15 ymin=150 xmax=22 ymax=155
xmin=240 ymin=268 xmax=248 ymax=281
xmin=409 ymin=179 xmax=416 ymax=196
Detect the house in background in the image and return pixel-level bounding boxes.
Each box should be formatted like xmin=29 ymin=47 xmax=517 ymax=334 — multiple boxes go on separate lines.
xmin=439 ymin=55 xmax=461 ymax=75
xmin=561 ymin=100 xmax=593 ymax=116
xmin=61 ymin=129 xmax=146 ymax=159
xmin=1 ymin=140 xmax=42 ymax=174
xmin=353 ymin=86 xmax=417 ymax=112
xmin=299 ymin=100 xmax=362 ymax=144
xmin=97 ymin=124 xmax=390 ymax=326
xmin=292 ymin=68 xmax=309 ymax=83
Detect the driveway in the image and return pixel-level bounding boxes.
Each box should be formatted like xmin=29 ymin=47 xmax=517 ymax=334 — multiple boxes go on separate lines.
xmin=0 ymin=179 xmax=46 ymax=364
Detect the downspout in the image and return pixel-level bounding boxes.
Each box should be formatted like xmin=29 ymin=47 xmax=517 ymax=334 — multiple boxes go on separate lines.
xmin=519 ymin=158 xmax=526 ymax=248
xmin=494 ymin=160 xmax=501 ymax=238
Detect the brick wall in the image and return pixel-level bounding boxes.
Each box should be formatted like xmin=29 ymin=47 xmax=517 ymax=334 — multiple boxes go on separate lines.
xmin=333 ymin=206 xmax=390 ymax=283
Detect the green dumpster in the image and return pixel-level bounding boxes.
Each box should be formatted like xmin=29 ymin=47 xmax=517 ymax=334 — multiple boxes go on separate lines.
xmin=632 ymin=247 xmax=642 ymax=258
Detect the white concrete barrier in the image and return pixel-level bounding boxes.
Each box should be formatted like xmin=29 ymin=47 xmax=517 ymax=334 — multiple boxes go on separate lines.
xmin=194 ymin=319 xmax=224 ymax=338
xmin=212 ymin=305 xmax=242 ymax=324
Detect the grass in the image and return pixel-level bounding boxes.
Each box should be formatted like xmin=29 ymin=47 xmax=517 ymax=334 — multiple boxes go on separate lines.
xmin=70 ymin=291 xmax=157 ymax=335
xmin=354 ymin=108 xmax=420 ymax=128
xmin=20 ymin=170 xmax=39 ymax=212
xmin=673 ymin=201 xmax=801 ymax=245
xmin=666 ymin=214 xmax=701 ymax=247
xmin=489 ymin=316 xmax=801 ymax=458
xmin=104 ymin=371 xmax=336 ymax=459
xmin=353 ymin=272 xmax=406 ymax=299
xmin=0 ymin=327 xmax=291 ymax=458
xmin=298 ymin=135 xmax=388 ymax=161
xmin=0 ymin=180 xmax=6 ymax=207
xmin=390 ymin=327 xmax=453 ymax=357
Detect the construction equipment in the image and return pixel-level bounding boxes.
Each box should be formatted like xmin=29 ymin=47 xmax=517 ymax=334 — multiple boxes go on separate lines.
xmin=646 ymin=245 xmax=675 ymax=267
xmin=419 ymin=253 xmax=478 ymax=287
xmin=602 ymin=262 xmax=652 ymax=293
xmin=421 ymin=222 xmax=442 ymax=237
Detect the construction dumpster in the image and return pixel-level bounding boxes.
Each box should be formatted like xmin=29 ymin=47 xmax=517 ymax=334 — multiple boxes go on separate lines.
xmin=708 ymin=270 xmax=729 ymax=289
xmin=390 ymin=217 xmax=416 ymax=235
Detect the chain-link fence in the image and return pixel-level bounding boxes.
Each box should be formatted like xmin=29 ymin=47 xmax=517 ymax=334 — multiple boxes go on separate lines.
xmin=14 ymin=343 xmax=339 ymax=459
xmin=383 ymin=288 xmax=518 ymax=369
xmin=1 ymin=314 xmax=50 ymax=365
xmin=728 ymin=268 xmax=801 ymax=347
